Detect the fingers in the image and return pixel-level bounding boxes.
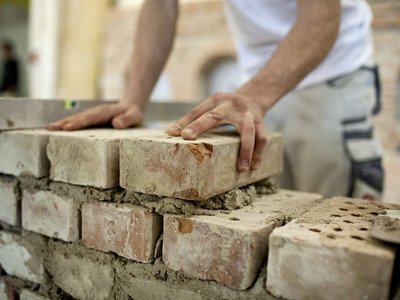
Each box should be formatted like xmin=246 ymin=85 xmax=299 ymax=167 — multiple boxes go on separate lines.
xmin=251 ymin=121 xmax=268 ymax=170
xmin=47 ymin=118 xmax=72 ymax=130
xmin=48 ymin=106 xmax=112 ymax=131
xmin=112 ymin=107 xmax=142 ymax=129
xmin=47 ymin=103 xmax=139 ymax=131
xmin=238 ymin=113 xmax=256 ymax=171
xmin=166 ymin=99 xmax=215 ymax=136
xmin=180 ymin=110 xmax=224 ymax=140
xmin=166 ymin=92 xmax=267 ymax=172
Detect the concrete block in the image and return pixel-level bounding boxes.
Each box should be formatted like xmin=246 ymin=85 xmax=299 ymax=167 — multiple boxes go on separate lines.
xmin=82 ymin=201 xmax=162 ymax=263
xmin=47 ymin=128 xmax=159 ymax=188
xmin=19 ymin=290 xmax=49 ymax=300
xmin=163 ymin=190 xmax=321 ymax=289
xmin=0 ymin=130 xmax=50 ymax=177
xmin=0 ymin=231 xmax=44 ymax=284
xmin=120 ymin=131 xmax=283 ymax=200
xmin=22 ymin=190 xmax=79 ymax=242
xmin=0 ymin=178 xmax=18 ymax=226
xmin=48 ymin=249 xmax=114 ymax=300
xmin=266 ymin=197 xmax=396 ymax=300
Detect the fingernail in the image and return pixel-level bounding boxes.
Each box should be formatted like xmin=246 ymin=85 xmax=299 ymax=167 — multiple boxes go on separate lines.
xmin=239 ymin=160 xmax=250 ymax=171
xmin=113 ymin=118 xmax=123 ymax=128
xmin=166 ymin=125 xmax=179 ymax=134
xmin=182 ymin=128 xmax=194 ymax=137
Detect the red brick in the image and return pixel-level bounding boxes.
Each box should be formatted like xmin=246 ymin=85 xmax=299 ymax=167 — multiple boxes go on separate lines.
xmin=82 ymin=202 xmax=162 ymax=263
xmin=120 ymin=132 xmax=283 ymax=200
xmin=0 ymin=280 xmax=16 ymax=300
xmin=163 ymin=190 xmax=321 ymax=289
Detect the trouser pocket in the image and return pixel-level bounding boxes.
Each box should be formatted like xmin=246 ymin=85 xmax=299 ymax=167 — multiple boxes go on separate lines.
xmin=343 ymin=122 xmax=384 ymax=200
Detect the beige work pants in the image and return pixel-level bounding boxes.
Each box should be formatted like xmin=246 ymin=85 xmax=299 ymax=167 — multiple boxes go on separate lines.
xmin=265 ymin=67 xmax=384 ymax=199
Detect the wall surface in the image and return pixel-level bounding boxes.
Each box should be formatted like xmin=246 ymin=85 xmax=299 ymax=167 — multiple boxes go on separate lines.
xmin=0 ymin=126 xmax=399 ymax=300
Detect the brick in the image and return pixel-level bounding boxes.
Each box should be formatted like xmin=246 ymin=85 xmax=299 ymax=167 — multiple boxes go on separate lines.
xmin=163 ymin=190 xmax=321 ymax=289
xmin=0 ymin=178 xmax=18 ymax=226
xmin=0 ymin=232 xmax=44 ymax=284
xmin=22 ymin=190 xmax=79 ymax=242
xmin=120 ymin=132 xmax=283 ymax=200
xmin=82 ymin=201 xmax=162 ymax=263
xmin=47 ymin=128 xmax=158 ymax=188
xmin=0 ymin=280 xmax=16 ymax=300
xmin=122 ymin=277 xmax=203 ymax=300
xmin=266 ymin=197 xmax=397 ymax=300
xmin=371 ymin=209 xmax=400 ymax=244
xmin=0 ymin=130 xmax=50 ymax=177
xmin=48 ymin=248 xmax=114 ymax=300
xmin=19 ymin=290 xmax=49 ymax=300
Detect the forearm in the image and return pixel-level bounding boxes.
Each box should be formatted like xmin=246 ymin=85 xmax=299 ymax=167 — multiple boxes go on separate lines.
xmin=123 ymin=0 xmax=178 ymax=112
xmin=236 ymin=0 xmax=340 ymax=113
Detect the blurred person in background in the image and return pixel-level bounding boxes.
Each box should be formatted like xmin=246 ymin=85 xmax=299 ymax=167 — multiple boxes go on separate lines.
xmin=0 ymin=40 xmax=19 ymax=96
xmin=49 ymin=0 xmax=383 ymax=200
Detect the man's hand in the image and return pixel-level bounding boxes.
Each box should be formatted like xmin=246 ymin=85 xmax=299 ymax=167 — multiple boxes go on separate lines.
xmin=47 ymin=102 xmax=143 ymax=130
xmin=166 ymin=92 xmax=267 ymax=172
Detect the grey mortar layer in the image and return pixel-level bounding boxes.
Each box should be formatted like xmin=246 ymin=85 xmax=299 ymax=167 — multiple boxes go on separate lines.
xmin=15 ymin=174 xmax=277 ymax=216
xmin=47 ymin=239 xmax=278 ymax=300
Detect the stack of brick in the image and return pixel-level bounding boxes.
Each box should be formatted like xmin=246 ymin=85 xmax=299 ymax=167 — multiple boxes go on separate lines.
xmin=0 ymin=128 xmax=399 ymax=300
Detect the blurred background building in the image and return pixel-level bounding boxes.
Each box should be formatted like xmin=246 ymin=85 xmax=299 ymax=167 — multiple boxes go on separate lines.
xmin=0 ymin=0 xmax=399 ymax=201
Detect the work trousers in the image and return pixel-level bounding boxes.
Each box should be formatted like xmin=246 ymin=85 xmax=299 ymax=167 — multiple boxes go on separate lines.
xmin=265 ymin=67 xmax=384 ymax=199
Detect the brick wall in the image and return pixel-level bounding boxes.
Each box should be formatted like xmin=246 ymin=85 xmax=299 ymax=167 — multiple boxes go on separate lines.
xmin=0 ymin=126 xmax=399 ymax=299
xmin=99 ymin=0 xmax=400 ymax=203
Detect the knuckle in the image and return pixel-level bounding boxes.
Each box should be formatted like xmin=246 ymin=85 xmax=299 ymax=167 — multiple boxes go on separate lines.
xmin=207 ymin=111 xmax=223 ymax=122
xmin=257 ymin=134 xmax=267 ymax=145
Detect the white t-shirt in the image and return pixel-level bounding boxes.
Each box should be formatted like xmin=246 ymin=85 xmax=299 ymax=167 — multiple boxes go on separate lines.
xmin=224 ymin=0 xmax=373 ymax=89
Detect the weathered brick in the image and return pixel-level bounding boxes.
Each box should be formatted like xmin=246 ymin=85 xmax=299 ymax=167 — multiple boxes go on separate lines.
xmin=82 ymin=201 xmax=162 ymax=263
xmin=120 ymin=132 xmax=283 ymax=200
xmin=19 ymin=290 xmax=50 ymax=300
xmin=371 ymin=209 xmax=400 ymax=244
xmin=0 ymin=231 xmax=44 ymax=284
xmin=0 ymin=280 xmax=16 ymax=300
xmin=266 ymin=197 xmax=398 ymax=300
xmin=0 ymin=178 xmax=18 ymax=226
xmin=122 ymin=277 xmax=203 ymax=300
xmin=48 ymin=247 xmax=114 ymax=300
xmin=0 ymin=130 xmax=50 ymax=177
xmin=163 ymin=190 xmax=321 ymax=289
xmin=47 ymin=128 xmax=158 ymax=188
xmin=22 ymin=190 xmax=79 ymax=242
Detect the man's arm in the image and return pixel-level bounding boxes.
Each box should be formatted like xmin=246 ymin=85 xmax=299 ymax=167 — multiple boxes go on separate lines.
xmin=167 ymin=0 xmax=340 ymax=171
xmin=48 ymin=0 xmax=178 ymax=130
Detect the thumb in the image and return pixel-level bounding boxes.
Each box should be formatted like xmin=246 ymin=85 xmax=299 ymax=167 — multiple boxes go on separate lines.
xmin=111 ymin=108 xmax=142 ymax=129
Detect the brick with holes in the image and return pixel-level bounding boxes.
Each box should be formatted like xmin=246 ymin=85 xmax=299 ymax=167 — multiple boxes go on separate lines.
xmin=120 ymin=131 xmax=283 ymax=200
xmin=82 ymin=201 xmax=162 ymax=263
xmin=163 ymin=190 xmax=321 ymax=289
xmin=266 ymin=197 xmax=400 ymax=300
